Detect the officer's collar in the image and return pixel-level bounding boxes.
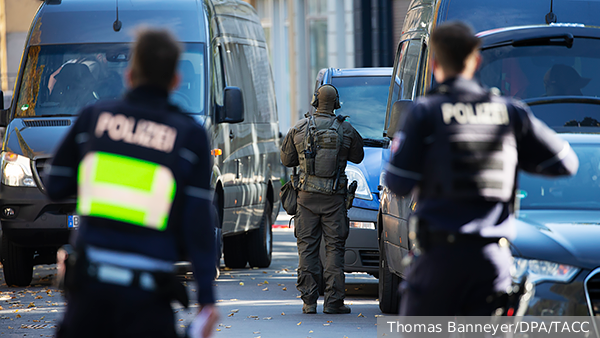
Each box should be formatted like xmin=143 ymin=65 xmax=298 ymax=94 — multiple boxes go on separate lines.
xmin=313 ymin=110 xmax=335 ymax=117
xmin=126 ymin=85 xmax=170 ymax=103
xmin=429 ymin=76 xmax=487 ymax=96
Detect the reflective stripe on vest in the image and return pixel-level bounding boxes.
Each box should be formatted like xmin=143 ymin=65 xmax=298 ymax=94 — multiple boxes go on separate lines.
xmin=77 ymin=152 xmax=176 ymax=231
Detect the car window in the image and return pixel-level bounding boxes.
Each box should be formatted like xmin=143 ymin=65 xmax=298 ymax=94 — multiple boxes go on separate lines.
xmin=518 ymin=144 xmax=600 ymax=210
xmin=477 ymin=36 xmax=600 ymax=128
xmin=331 ymin=75 xmax=391 ymax=141
xmin=16 ymin=43 xmax=205 ymax=117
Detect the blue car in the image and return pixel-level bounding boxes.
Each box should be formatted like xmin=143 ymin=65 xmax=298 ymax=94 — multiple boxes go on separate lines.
xmin=314 ymin=67 xmax=392 ymax=276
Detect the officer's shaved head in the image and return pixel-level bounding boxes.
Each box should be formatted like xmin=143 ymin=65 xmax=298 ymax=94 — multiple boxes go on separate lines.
xmin=431 ymin=22 xmax=481 ymax=75
xmin=130 ymin=27 xmax=182 ymax=90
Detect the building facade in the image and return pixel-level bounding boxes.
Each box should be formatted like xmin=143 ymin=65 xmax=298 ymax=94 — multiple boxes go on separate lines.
xmin=0 ymin=0 xmax=40 ymax=105
xmin=246 ymin=0 xmax=410 ymax=133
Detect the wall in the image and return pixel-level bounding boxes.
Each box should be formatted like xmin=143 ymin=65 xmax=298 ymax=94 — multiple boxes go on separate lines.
xmin=0 ymin=0 xmax=40 ymax=106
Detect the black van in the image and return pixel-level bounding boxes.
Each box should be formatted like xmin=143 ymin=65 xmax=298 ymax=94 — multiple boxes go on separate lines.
xmin=0 ymin=0 xmax=282 ymax=286
xmin=378 ymin=0 xmax=600 ymax=313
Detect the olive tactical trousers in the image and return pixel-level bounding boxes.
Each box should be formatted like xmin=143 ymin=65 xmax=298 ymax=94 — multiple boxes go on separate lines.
xmin=295 ymin=191 xmax=349 ymax=308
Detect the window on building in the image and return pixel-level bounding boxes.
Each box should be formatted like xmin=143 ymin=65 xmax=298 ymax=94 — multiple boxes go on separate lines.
xmin=306 ymin=0 xmax=327 ymax=84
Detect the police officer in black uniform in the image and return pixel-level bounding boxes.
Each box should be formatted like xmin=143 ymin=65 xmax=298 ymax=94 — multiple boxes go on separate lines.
xmin=281 ymin=84 xmax=364 ymax=314
xmin=45 ymin=28 xmax=219 ymax=337
xmin=385 ymin=22 xmax=579 ymax=316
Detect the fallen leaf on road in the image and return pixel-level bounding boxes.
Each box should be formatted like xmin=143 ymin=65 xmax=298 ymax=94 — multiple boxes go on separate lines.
xmin=230 ymin=299 xmax=238 ymax=301
xmin=227 ymin=313 xmax=234 ymax=317
xmin=262 ymin=271 xmax=267 ymax=274
xmin=27 ymin=302 xmax=35 ymax=308
xmin=247 ymin=316 xmax=258 ymax=319
xmin=15 ymin=314 xmax=21 ymax=318
xmin=223 ymin=267 xmax=231 ymax=271
xmin=239 ymin=282 xmax=244 ymax=286
xmin=283 ymin=268 xmax=289 ymax=271
xmin=281 ymin=312 xmax=285 ymax=315
xmin=358 ymin=313 xmax=365 ymax=317
xmin=178 ymin=319 xmax=183 ymax=321
xmin=216 ymin=329 xmax=221 ymax=332
xmin=297 ymin=322 xmax=302 ymax=326
xmin=375 ymin=315 xmax=384 ymax=317
xmin=326 ymin=321 xmax=332 ymax=323
xmin=252 ymin=267 xmax=258 ymax=269
xmin=309 ymin=330 xmax=313 ymax=333
xmin=263 ymin=317 xmax=272 ymax=320
xmin=8 ymin=326 xmax=13 ymax=329
xmin=263 ymin=280 xmax=269 ymax=284
xmin=296 ymin=296 xmax=301 ymax=298
xmin=323 ymin=324 xmax=330 ymax=326
xmin=230 ymin=309 xmax=239 ymax=313
xmin=253 ymin=331 xmax=260 ymax=334
xmin=278 ymin=283 xmax=284 ymax=286
xmin=217 ymin=300 xmax=224 ymax=302
xmin=282 ymin=287 xmax=287 ymax=291
xmin=40 ymin=316 xmax=45 ymax=320
xmin=180 ymin=325 xmax=185 ymax=328
xmin=225 ymin=326 xmax=231 ymax=329
xmin=262 ymin=288 xmax=268 ymax=291
xmin=35 ymin=296 xmax=43 ymax=299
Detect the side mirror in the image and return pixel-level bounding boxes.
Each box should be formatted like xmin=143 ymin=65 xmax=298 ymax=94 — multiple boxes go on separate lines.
xmin=387 ymin=99 xmax=413 ymax=139
xmin=218 ymin=86 xmax=244 ymax=124
xmin=0 ymin=109 xmax=9 ymax=127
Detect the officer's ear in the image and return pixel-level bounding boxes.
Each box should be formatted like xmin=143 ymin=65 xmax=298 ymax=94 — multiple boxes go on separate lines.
xmin=125 ymin=68 xmax=133 ymax=88
xmin=169 ymin=73 xmax=181 ymax=92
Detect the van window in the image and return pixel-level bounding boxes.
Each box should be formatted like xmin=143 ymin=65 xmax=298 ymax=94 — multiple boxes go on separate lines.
xmin=16 ymin=43 xmax=205 ymax=117
xmin=477 ymin=36 xmax=600 ymax=128
xmin=390 ymin=39 xmax=422 ymax=103
xmin=331 ymin=76 xmax=391 ymax=141
xmin=443 ymin=0 xmax=600 ymax=33
xmin=221 ymin=43 xmax=275 ymax=123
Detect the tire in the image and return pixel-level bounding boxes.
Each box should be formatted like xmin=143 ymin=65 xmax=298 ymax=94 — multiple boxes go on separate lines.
xmin=379 ymin=236 xmax=400 ymax=314
xmin=247 ymin=202 xmax=273 ymax=268
xmin=223 ymin=233 xmax=247 ymax=269
xmin=1 ymin=235 xmax=34 ymax=287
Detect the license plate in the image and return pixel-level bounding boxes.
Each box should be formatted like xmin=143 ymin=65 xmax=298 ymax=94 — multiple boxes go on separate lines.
xmin=68 ymin=215 xmax=80 ymax=228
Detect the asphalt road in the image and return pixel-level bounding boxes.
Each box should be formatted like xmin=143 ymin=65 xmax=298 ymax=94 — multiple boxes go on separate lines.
xmin=0 ymin=218 xmax=383 ymax=337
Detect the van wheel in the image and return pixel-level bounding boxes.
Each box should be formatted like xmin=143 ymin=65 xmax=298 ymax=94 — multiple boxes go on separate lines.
xmin=223 ymin=233 xmax=247 ymax=269
xmin=379 ymin=236 xmax=400 ymax=314
xmin=1 ymin=236 xmax=34 ymax=287
xmin=247 ymin=202 xmax=273 ymax=268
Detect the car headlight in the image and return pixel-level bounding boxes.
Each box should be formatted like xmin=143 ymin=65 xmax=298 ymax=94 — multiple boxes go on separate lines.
xmin=349 ymin=221 xmax=375 ymax=229
xmin=345 ymin=165 xmax=372 ymax=200
xmin=1 ymin=152 xmax=37 ymax=187
xmin=511 ymin=257 xmax=579 ymax=284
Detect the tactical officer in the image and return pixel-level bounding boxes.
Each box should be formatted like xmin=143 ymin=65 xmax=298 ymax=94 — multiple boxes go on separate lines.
xmin=281 ymin=84 xmax=364 ymax=314
xmin=45 ymin=28 xmax=219 ymax=337
xmin=385 ymin=22 xmax=579 ymax=316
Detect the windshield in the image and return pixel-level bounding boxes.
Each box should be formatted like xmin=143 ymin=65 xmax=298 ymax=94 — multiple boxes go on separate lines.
xmin=519 ymin=145 xmax=600 ymax=210
xmin=477 ymin=37 xmax=600 ymax=127
xmin=331 ymin=75 xmax=391 ymax=141
xmin=16 ymin=43 xmax=205 ymax=117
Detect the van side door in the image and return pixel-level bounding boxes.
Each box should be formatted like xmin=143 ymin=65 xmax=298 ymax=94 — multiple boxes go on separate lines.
xmin=381 ymin=38 xmax=426 ymax=275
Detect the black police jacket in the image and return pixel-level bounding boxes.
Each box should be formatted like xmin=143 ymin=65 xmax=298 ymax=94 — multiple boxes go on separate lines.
xmin=384 ymin=76 xmax=579 ymax=239
xmin=45 ymin=85 xmax=216 ymax=305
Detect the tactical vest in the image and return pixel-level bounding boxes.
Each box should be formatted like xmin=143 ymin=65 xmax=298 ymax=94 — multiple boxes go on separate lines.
xmin=420 ymin=99 xmax=518 ymax=202
xmin=295 ymin=114 xmax=346 ymax=195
